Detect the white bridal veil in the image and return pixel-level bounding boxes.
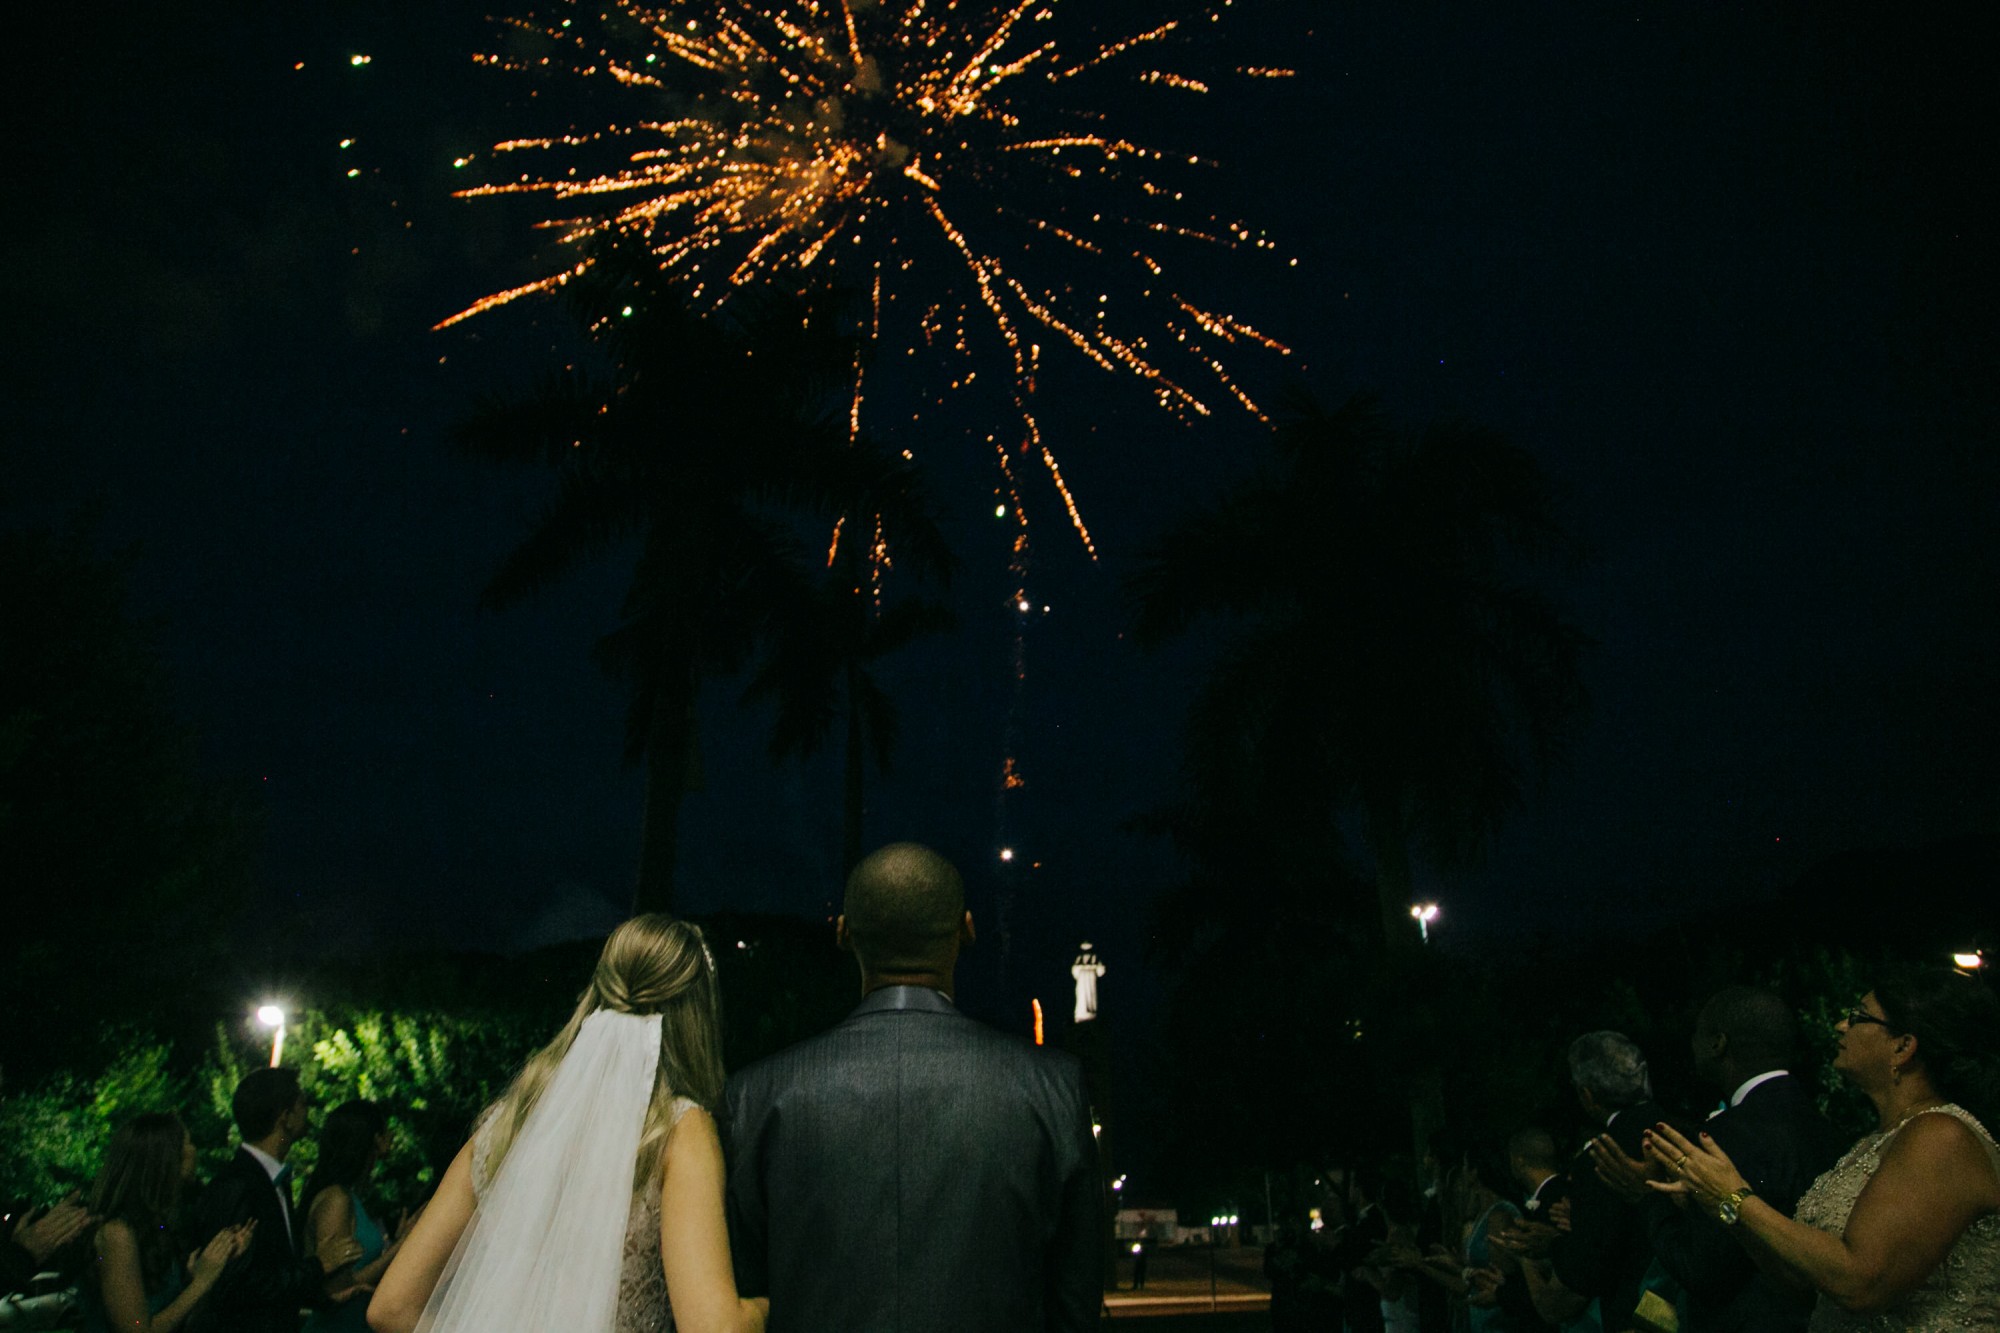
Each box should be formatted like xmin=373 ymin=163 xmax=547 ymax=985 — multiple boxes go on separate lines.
xmin=416 ymin=1009 xmax=663 ymax=1333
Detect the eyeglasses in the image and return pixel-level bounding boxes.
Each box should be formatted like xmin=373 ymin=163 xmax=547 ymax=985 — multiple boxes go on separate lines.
xmin=1840 ymin=1008 xmax=1891 ymax=1030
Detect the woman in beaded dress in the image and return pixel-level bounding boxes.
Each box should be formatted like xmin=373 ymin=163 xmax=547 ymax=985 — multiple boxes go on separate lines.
xmin=368 ymin=915 xmax=767 ymax=1333
xmin=1647 ymin=964 xmax=2000 ymax=1331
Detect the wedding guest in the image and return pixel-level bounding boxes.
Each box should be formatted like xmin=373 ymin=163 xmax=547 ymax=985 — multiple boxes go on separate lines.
xmin=5 ymin=1194 xmax=93 ymax=1296
xmin=1650 ymin=964 xmax=2000 ymax=1330
xmin=81 ymin=1113 xmax=250 ymax=1333
xmin=1502 ymin=1031 xmax=1658 ymax=1331
xmin=300 ymin=1102 xmax=410 ymax=1333
xmin=193 ymin=1068 xmax=364 ymax=1333
xmin=1457 ymin=1144 xmax=1530 ymax=1332
xmin=1592 ymin=986 xmax=1843 ymax=1332
xmin=1508 ymin=1128 xmax=1567 ymax=1224
xmin=1331 ymin=1164 xmax=1390 ymax=1333
xmin=4 ymin=1052 xmax=95 ymax=1296
xmin=1374 ymin=1178 xmax=1425 ymax=1333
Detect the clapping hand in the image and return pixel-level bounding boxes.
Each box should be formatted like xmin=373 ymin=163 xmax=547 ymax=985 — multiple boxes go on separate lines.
xmin=1547 ymin=1197 xmax=1573 ymax=1233
xmin=381 ymin=1206 xmax=418 ymax=1262
xmin=326 ymin=1276 xmax=374 ymax=1304
xmin=1643 ymin=1123 xmax=1748 ymax=1210
xmin=1466 ymin=1265 xmax=1505 ymax=1308
xmin=316 ymin=1228 xmax=365 ymax=1274
xmin=10 ymin=1193 xmax=94 ymax=1263
xmin=1489 ymin=1218 xmax=1558 ymax=1261
xmin=1588 ymin=1133 xmax=1660 ymax=1203
xmin=189 ymin=1224 xmax=251 ymax=1285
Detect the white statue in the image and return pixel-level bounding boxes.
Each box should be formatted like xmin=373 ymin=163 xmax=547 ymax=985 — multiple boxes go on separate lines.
xmin=1071 ymin=943 xmax=1105 ymax=1023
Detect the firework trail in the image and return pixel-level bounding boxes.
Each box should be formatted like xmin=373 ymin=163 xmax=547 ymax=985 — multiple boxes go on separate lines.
xmin=439 ymin=0 xmax=1293 ymax=551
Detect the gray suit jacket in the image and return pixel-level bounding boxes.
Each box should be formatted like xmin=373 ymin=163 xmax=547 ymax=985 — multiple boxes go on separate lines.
xmin=723 ymin=985 xmax=1102 ymax=1332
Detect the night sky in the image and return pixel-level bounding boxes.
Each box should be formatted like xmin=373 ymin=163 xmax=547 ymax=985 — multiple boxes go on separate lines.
xmin=6 ymin=0 xmax=1995 ymax=1034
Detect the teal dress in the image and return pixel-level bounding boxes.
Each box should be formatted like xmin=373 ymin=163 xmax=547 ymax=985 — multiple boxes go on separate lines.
xmin=301 ymin=1188 xmax=385 ymax=1333
xmin=1466 ymin=1200 xmax=1523 ymax=1332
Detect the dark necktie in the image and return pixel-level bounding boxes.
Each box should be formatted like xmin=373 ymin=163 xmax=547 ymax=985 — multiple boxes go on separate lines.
xmin=273 ymin=1162 xmax=296 ymax=1236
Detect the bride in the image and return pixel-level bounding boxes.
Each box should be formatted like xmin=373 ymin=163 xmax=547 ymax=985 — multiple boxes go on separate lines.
xmin=367 ymin=915 xmax=767 ymax=1333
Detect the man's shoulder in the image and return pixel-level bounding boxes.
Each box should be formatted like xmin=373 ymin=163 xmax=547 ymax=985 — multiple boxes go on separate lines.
xmin=1719 ymin=1076 xmax=1831 ymax=1137
xmin=203 ymin=1149 xmax=261 ymax=1193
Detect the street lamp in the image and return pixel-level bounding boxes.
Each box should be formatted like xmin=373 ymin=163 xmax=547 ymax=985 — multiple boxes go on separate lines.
xmin=256 ymin=1004 xmax=286 ymax=1068
xmin=1953 ymin=951 xmax=1985 ymax=974
xmin=1409 ymin=902 xmax=1440 ymax=944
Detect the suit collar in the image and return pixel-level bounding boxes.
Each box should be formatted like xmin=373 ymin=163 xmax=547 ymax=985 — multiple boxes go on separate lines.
xmin=240 ymin=1142 xmax=287 ymax=1182
xmin=850 ymin=984 xmax=958 ymax=1018
xmin=1729 ymin=1069 xmax=1791 ymax=1108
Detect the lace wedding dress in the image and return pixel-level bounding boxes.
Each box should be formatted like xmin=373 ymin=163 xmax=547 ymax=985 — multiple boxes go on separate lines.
xmin=1795 ymin=1103 xmax=2000 ymax=1332
xmin=471 ymin=1094 xmax=699 ymax=1333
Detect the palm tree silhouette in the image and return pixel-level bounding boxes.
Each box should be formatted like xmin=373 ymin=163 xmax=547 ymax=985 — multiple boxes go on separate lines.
xmin=1129 ymin=391 xmax=1589 ymax=950
xmin=742 ymin=531 xmax=956 ymax=872
xmin=459 ymin=264 xmax=949 ymax=911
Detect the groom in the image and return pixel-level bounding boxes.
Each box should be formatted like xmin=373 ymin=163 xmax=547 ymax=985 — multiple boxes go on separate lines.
xmin=723 ymin=843 xmax=1102 ymax=1331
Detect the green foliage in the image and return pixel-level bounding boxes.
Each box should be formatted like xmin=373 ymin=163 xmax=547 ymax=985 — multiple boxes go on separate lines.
xmin=0 ymin=1010 xmax=542 ymax=1216
xmin=205 ymin=1008 xmax=545 ymax=1214
xmin=0 ymin=1032 xmax=209 ymax=1206
xmin=1762 ymin=945 xmax=1876 ymax=1137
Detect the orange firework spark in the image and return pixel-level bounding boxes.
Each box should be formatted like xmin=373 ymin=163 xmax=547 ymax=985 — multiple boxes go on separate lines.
xmin=440 ymin=0 xmax=1291 ymax=549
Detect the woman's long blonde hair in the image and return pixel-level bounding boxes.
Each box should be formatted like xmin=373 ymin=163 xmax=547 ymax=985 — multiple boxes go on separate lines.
xmin=479 ymin=914 xmax=724 ymax=1194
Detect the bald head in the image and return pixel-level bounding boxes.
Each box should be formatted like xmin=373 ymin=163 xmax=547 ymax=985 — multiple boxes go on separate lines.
xmin=1695 ymin=986 xmax=1797 ymax=1085
xmin=1506 ymin=1126 xmax=1559 ymax=1174
xmin=843 ymin=843 xmax=966 ymax=973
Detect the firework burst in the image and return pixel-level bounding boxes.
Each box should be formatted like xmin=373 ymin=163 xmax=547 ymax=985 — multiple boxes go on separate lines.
xmin=441 ymin=0 xmax=1293 ymax=549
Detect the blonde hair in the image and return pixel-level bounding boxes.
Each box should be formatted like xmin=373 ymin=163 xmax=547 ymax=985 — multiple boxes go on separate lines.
xmin=479 ymin=914 xmax=723 ymax=1195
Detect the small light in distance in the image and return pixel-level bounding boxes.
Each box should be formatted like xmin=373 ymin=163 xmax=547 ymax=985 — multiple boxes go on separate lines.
xmin=994 ymin=504 xmax=1006 ymax=518
xmin=349 ymin=54 xmax=372 ymax=66
xmin=1016 ymin=598 xmax=1030 ymax=612
xmin=1953 ymin=951 xmax=1984 ymax=971
xmin=999 ymin=847 xmax=1015 ymax=862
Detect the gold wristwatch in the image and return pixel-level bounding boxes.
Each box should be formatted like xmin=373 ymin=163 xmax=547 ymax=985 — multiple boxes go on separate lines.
xmin=1715 ymin=1186 xmax=1756 ymax=1226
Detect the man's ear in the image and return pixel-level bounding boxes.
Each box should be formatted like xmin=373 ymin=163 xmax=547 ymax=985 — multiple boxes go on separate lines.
xmin=959 ymin=910 xmax=976 ymax=948
xmin=835 ymin=914 xmax=854 ymax=955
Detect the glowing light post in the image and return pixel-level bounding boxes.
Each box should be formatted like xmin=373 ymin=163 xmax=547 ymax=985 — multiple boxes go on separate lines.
xmin=256 ymin=1005 xmax=287 ymax=1068
xmin=1953 ymin=951 xmax=1985 ymax=975
xmin=1206 ymin=1213 xmax=1239 ymax=1309
xmin=1409 ymin=902 xmax=1440 ymax=945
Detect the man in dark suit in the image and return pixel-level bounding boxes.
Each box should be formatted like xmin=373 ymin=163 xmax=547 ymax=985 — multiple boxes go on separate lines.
xmin=1508 ymin=1031 xmax=1662 ymax=1333
xmin=1481 ymin=1126 xmax=1567 ymax=1329
xmin=1591 ymin=986 xmax=1843 ymax=1332
xmin=723 ymin=843 xmax=1102 ymax=1333
xmin=192 ymin=1067 xmax=360 ymax=1333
